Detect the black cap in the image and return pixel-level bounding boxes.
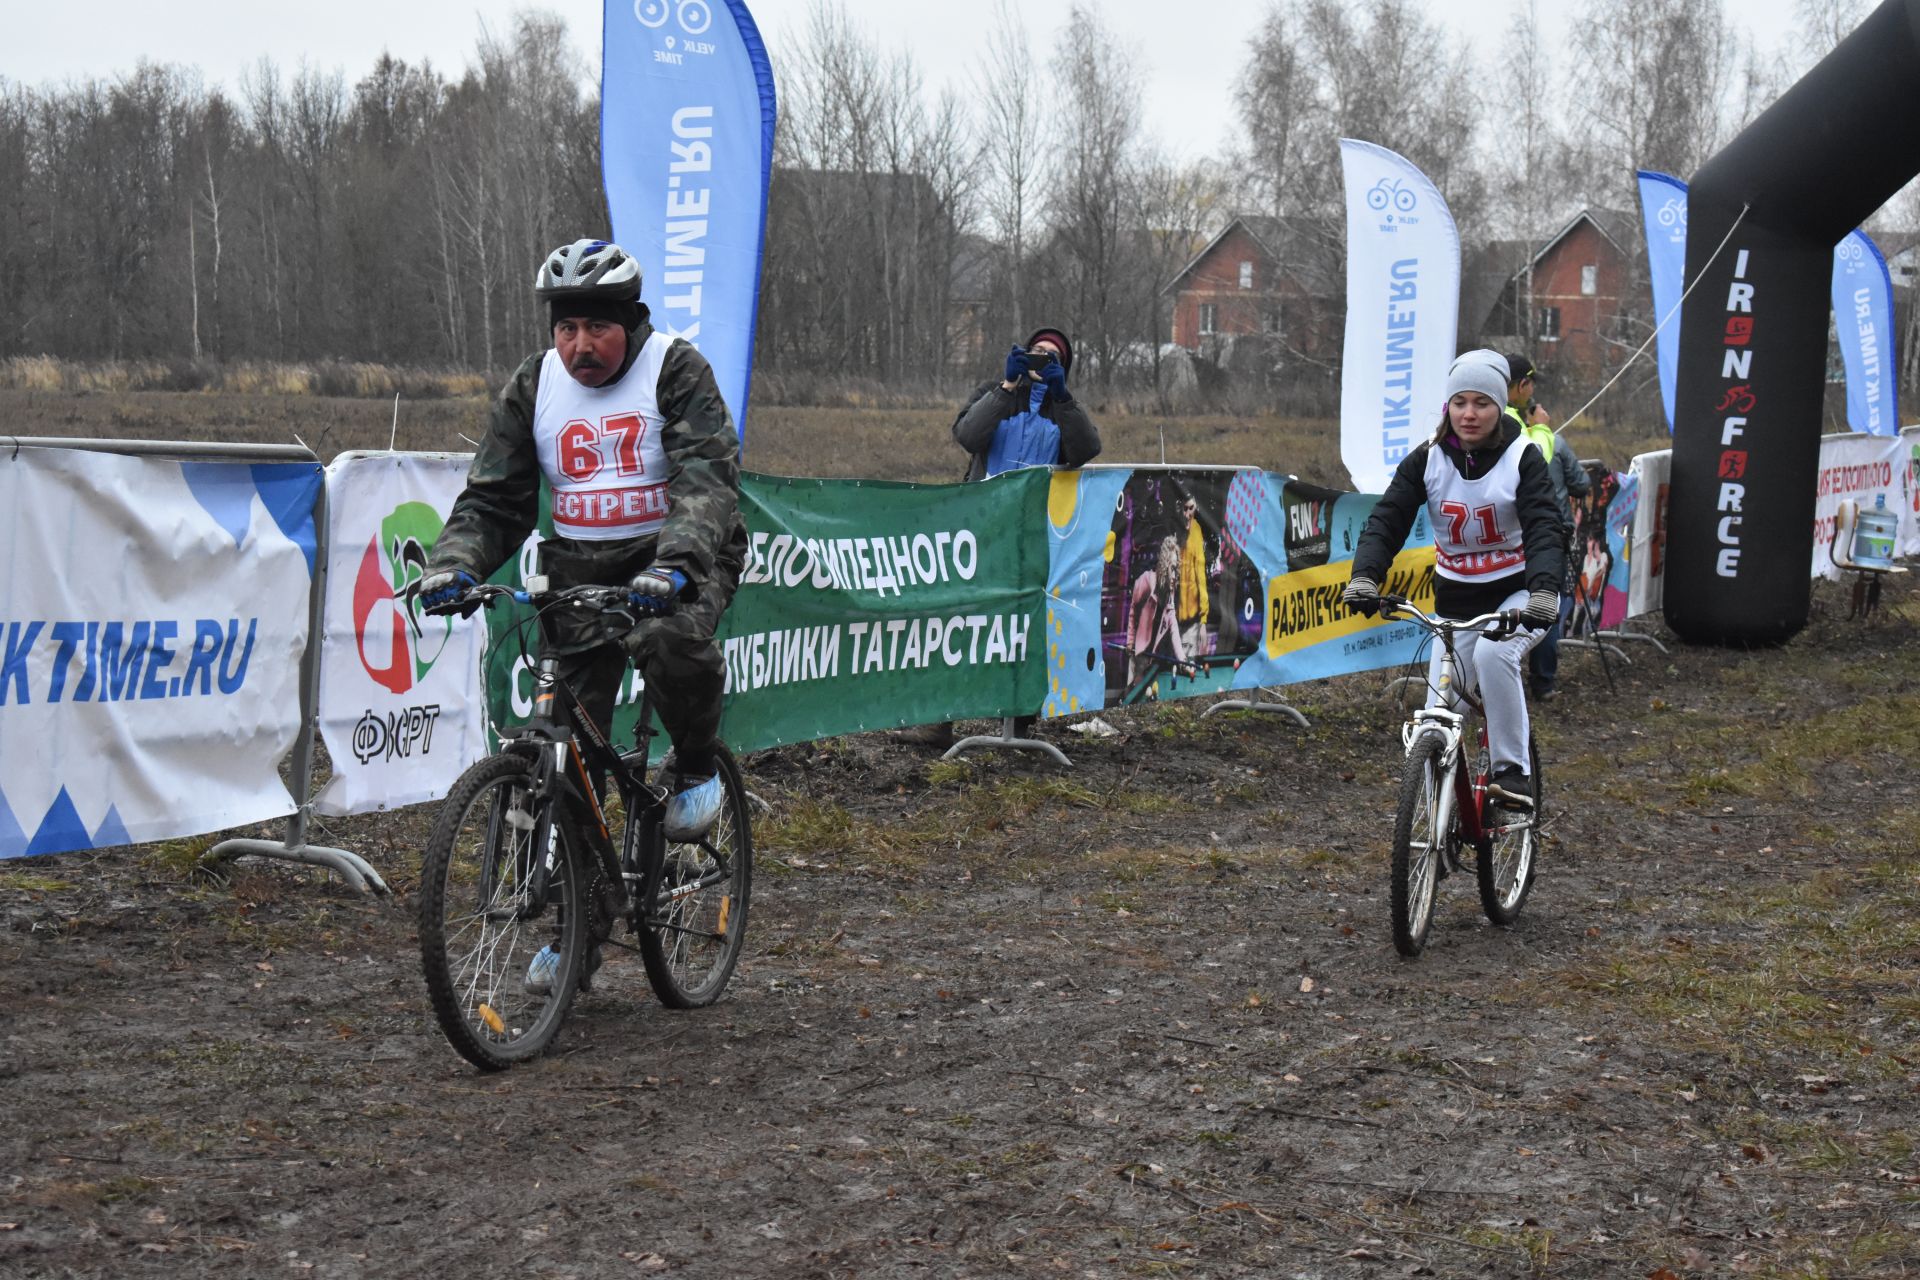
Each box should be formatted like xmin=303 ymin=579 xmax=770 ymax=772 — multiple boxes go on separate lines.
xmin=551 ymin=295 xmax=642 ymax=333
xmin=1505 ymin=352 xmax=1537 ymax=382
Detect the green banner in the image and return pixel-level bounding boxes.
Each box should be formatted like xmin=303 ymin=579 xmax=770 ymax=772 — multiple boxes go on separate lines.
xmin=718 ymin=470 xmax=1049 ymax=748
xmin=481 ymin=470 xmax=1050 ymax=756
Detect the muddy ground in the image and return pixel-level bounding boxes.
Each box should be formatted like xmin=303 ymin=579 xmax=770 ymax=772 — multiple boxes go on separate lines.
xmin=4 ymin=578 xmax=1918 ymax=1279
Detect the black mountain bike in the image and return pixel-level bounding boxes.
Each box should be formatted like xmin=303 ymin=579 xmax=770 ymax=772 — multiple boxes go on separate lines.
xmin=417 ymin=581 xmax=752 ymax=1071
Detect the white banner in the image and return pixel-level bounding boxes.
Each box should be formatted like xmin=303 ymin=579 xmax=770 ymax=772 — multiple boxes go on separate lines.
xmin=1626 ymin=448 xmax=1671 ymax=619
xmin=313 ymin=453 xmax=490 ymax=816
xmin=1812 ymin=432 xmax=1909 ymax=579
xmin=1338 ymin=138 xmax=1460 ymax=495
xmin=1901 ymin=427 xmax=1920 ymax=558
xmin=0 ymin=449 xmax=316 ymax=857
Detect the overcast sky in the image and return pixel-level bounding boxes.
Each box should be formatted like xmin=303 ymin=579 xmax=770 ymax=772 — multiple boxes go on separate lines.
xmin=3 ymin=0 xmax=1824 ymax=164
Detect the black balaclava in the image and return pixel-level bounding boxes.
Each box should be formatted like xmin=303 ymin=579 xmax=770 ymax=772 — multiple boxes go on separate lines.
xmin=550 ymin=297 xmax=650 ymax=386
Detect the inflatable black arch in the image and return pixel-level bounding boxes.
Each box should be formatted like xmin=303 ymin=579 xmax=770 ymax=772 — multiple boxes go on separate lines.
xmin=1665 ymin=0 xmax=1920 ymax=645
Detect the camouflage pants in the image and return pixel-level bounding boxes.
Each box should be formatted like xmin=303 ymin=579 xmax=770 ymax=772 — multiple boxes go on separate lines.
xmin=537 ymin=534 xmax=742 ymax=760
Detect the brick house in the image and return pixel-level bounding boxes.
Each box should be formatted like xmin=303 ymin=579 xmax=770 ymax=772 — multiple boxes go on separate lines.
xmin=1162 ymin=214 xmax=1342 ymax=361
xmin=1474 ymin=209 xmax=1638 ymax=372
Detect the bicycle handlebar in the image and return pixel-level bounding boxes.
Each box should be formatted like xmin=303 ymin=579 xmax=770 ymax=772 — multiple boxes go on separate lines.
xmin=1377 ymin=595 xmax=1521 ymax=637
xmin=425 ymin=581 xmax=672 ymax=624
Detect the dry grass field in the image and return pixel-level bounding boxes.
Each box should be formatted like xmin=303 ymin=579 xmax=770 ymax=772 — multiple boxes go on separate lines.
xmin=0 ymin=378 xmax=1676 ymax=486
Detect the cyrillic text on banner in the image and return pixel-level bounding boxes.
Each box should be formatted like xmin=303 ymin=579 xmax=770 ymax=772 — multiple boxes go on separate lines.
xmin=313 ymin=453 xmax=492 ymax=816
xmin=1811 ymin=433 xmax=1909 ymax=579
xmin=1831 ymin=230 xmax=1898 ymax=437
xmin=0 ymin=450 xmax=316 ymax=857
xmin=1338 ymin=139 xmax=1460 ymax=494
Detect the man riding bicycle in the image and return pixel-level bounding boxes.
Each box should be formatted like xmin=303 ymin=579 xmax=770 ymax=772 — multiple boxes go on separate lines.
xmin=421 ymin=238 xmax=747 ymax=854
xmin=1341 ymin=349 xmax=1566 ymax=809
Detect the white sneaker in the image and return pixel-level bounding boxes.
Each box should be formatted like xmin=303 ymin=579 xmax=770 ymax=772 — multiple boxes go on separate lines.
xmin=663 ymin=775 xmax=723 ymax=842
xmin=522 ymin=944 xmax=561 ymax=996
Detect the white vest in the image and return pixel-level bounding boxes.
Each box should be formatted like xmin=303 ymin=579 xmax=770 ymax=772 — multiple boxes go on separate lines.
xmin=1424 ymin=435 xmax=1528 ymax=584
xmin=533 ymin=334 xmax=674 ymax=541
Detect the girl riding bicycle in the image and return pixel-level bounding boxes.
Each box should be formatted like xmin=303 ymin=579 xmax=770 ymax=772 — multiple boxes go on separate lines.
xmin=1341 ymin=350 xmax=1567 ymax=809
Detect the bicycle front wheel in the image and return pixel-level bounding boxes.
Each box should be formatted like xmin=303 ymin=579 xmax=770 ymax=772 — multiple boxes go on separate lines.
xmin=638 ymin=745 xmax=753 ymax=1008
xmin=419 ymin=753 xmax=586 ymax=1070
xmin=1391 ymin=731 xmax=1449 ymax=957
xmin=1478 ymin=735 xmax=1541 ymax=927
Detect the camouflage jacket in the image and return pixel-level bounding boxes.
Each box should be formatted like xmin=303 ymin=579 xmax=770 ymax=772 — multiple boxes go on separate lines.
xmin=427 ymin=312 xmax=748 ymax=599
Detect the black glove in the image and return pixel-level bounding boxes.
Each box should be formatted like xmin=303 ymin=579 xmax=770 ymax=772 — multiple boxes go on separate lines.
xmin=1341 ymin=576 xmax=1380 ymax=618
xmin=629 ymin=567 xmax=687 ymax=616
xmin=1003 ymin=345 xmax=1027 ymax=384
xmin=420 ymin=570 xmax=476 ymax=614
xmin=1039 ymin=356 xmax=1069 ymax=400
xmin=1520 ymin=590 xmax=1559 ymax=630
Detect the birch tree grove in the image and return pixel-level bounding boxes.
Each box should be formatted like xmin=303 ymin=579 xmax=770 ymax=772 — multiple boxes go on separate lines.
xmin=0 ymin=0 xmax=1913 ymax=408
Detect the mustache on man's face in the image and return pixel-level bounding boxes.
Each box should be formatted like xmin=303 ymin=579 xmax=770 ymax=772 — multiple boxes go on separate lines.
xmin=569 ymin=352 xmax=607 ymax=370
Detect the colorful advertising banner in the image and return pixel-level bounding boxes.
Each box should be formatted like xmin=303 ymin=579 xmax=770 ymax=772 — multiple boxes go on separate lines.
xmin=1045 ymin=466 xmax=1436 ymax=716
xmin=313 ymin=454 xmax=492 ymax=816
xmin=1338 ymin=139 xmax=1460 ymax=494
xmin=0 ymin=449 xmax=318 ymax=857
xmin=1572 ymin=465 xmax=1635 ymax=632
xmin=1832 ymin=229 xmax=1898 ymax=437
xmin=601 ymin=0 xmax=776 ymax=439
xmin=1811 ymin=432 xmax=1910 ymax=579
xmin=1636 ymin=170 xmax=1688 ymax=433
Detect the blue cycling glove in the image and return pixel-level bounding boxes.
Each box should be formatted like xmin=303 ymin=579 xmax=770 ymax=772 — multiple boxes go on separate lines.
xmin=420 ymin=570 xmax=476 ymax=613
xmin=1004 ymin=345 xmax=1027 ymax=384
xmin=1039 ymin=356 xmax=1069 ymax=400
xmin=629 ymin=567 xmax=687 ymax=615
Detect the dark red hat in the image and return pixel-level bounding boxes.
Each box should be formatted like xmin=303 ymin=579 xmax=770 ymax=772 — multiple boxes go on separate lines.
xmin=1026 ymin=327 xmax=1073 ymax=375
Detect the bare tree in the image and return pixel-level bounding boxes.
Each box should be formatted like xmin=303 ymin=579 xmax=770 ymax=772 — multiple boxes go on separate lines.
xmin=1037 ymin=4 xmax=1144 ymax=387
xmin=1566 ymin=0 xmax=1737 ymax=207
xmin=971 ymin=0 xmax=1040 ymax=336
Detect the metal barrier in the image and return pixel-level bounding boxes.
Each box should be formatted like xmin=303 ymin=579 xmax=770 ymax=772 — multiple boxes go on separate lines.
xmin=1 ymin=437 xmax=386 ymax=895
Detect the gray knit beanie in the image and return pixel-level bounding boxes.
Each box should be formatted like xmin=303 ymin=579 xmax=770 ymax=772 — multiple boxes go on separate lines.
xmin=1443 ymin=349 xmax=1511 ymax=405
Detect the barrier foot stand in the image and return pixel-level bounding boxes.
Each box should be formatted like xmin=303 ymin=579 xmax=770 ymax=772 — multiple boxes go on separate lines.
xmin=942 ymin=717 xmax=1074 ymax=768
xmin=1385 ymin=675 xmax=1426 ymax=705
xmin=204 ymin=821 xmax=390 ymax=898
xmin=1201 ymin=687 xmax=1310 ymax=728
xmin=1593 ymin=627 xmax=1669 ymax=655
xmin=1559 ymin=638 xmax=1632 ymax=665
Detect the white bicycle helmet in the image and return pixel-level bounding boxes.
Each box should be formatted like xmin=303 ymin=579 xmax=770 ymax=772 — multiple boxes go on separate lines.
xmin=534 ymin=239 xmax=642 ymax=302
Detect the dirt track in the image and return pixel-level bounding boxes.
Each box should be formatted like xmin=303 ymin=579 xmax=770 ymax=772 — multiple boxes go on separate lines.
xmin=4 ymin=580 xmax=1919 ymax=1279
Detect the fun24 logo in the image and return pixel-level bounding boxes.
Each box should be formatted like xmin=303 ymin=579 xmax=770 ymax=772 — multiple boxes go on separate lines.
xmin=353 ymin=502 xmax=455 ymax=696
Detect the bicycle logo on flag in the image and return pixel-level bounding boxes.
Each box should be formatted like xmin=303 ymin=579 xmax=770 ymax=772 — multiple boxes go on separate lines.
xmin=1366 ymin=178 xmax=1418 ymax=215
xmin=1836 ymin=236 xmax=1865 ymax=263
xmin=635 ymin=0 xmax=712 ymax=35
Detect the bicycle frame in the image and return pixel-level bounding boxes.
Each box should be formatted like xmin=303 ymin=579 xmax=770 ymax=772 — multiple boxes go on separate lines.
xmin=1386 ymin=598 xmax=1519 ymax=850
xmin=464 ymin=582 xmax=673 ymax=924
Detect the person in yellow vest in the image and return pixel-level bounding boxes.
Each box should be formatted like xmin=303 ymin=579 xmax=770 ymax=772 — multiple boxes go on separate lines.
xmin=1504 ymin=353 xmax=1588 ymax=700
xmin=1504 ymin=352 xmax=1550 ymax=448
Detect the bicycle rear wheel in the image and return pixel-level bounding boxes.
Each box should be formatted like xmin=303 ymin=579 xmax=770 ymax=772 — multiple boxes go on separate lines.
xmin=1391 ymin=731 xmax=1449 ymax=958
xmin=1478 ymin=735 xmax=1541 ymax=927
xmin=419 ymin=753 xmax=586 ymax=1070
xmin=637 ymin=745 xmax=753 ymax=1008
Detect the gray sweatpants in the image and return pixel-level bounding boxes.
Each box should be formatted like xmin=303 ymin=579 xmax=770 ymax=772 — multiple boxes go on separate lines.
xmin=1426 ymin=588 xmax=1545 ymax=776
